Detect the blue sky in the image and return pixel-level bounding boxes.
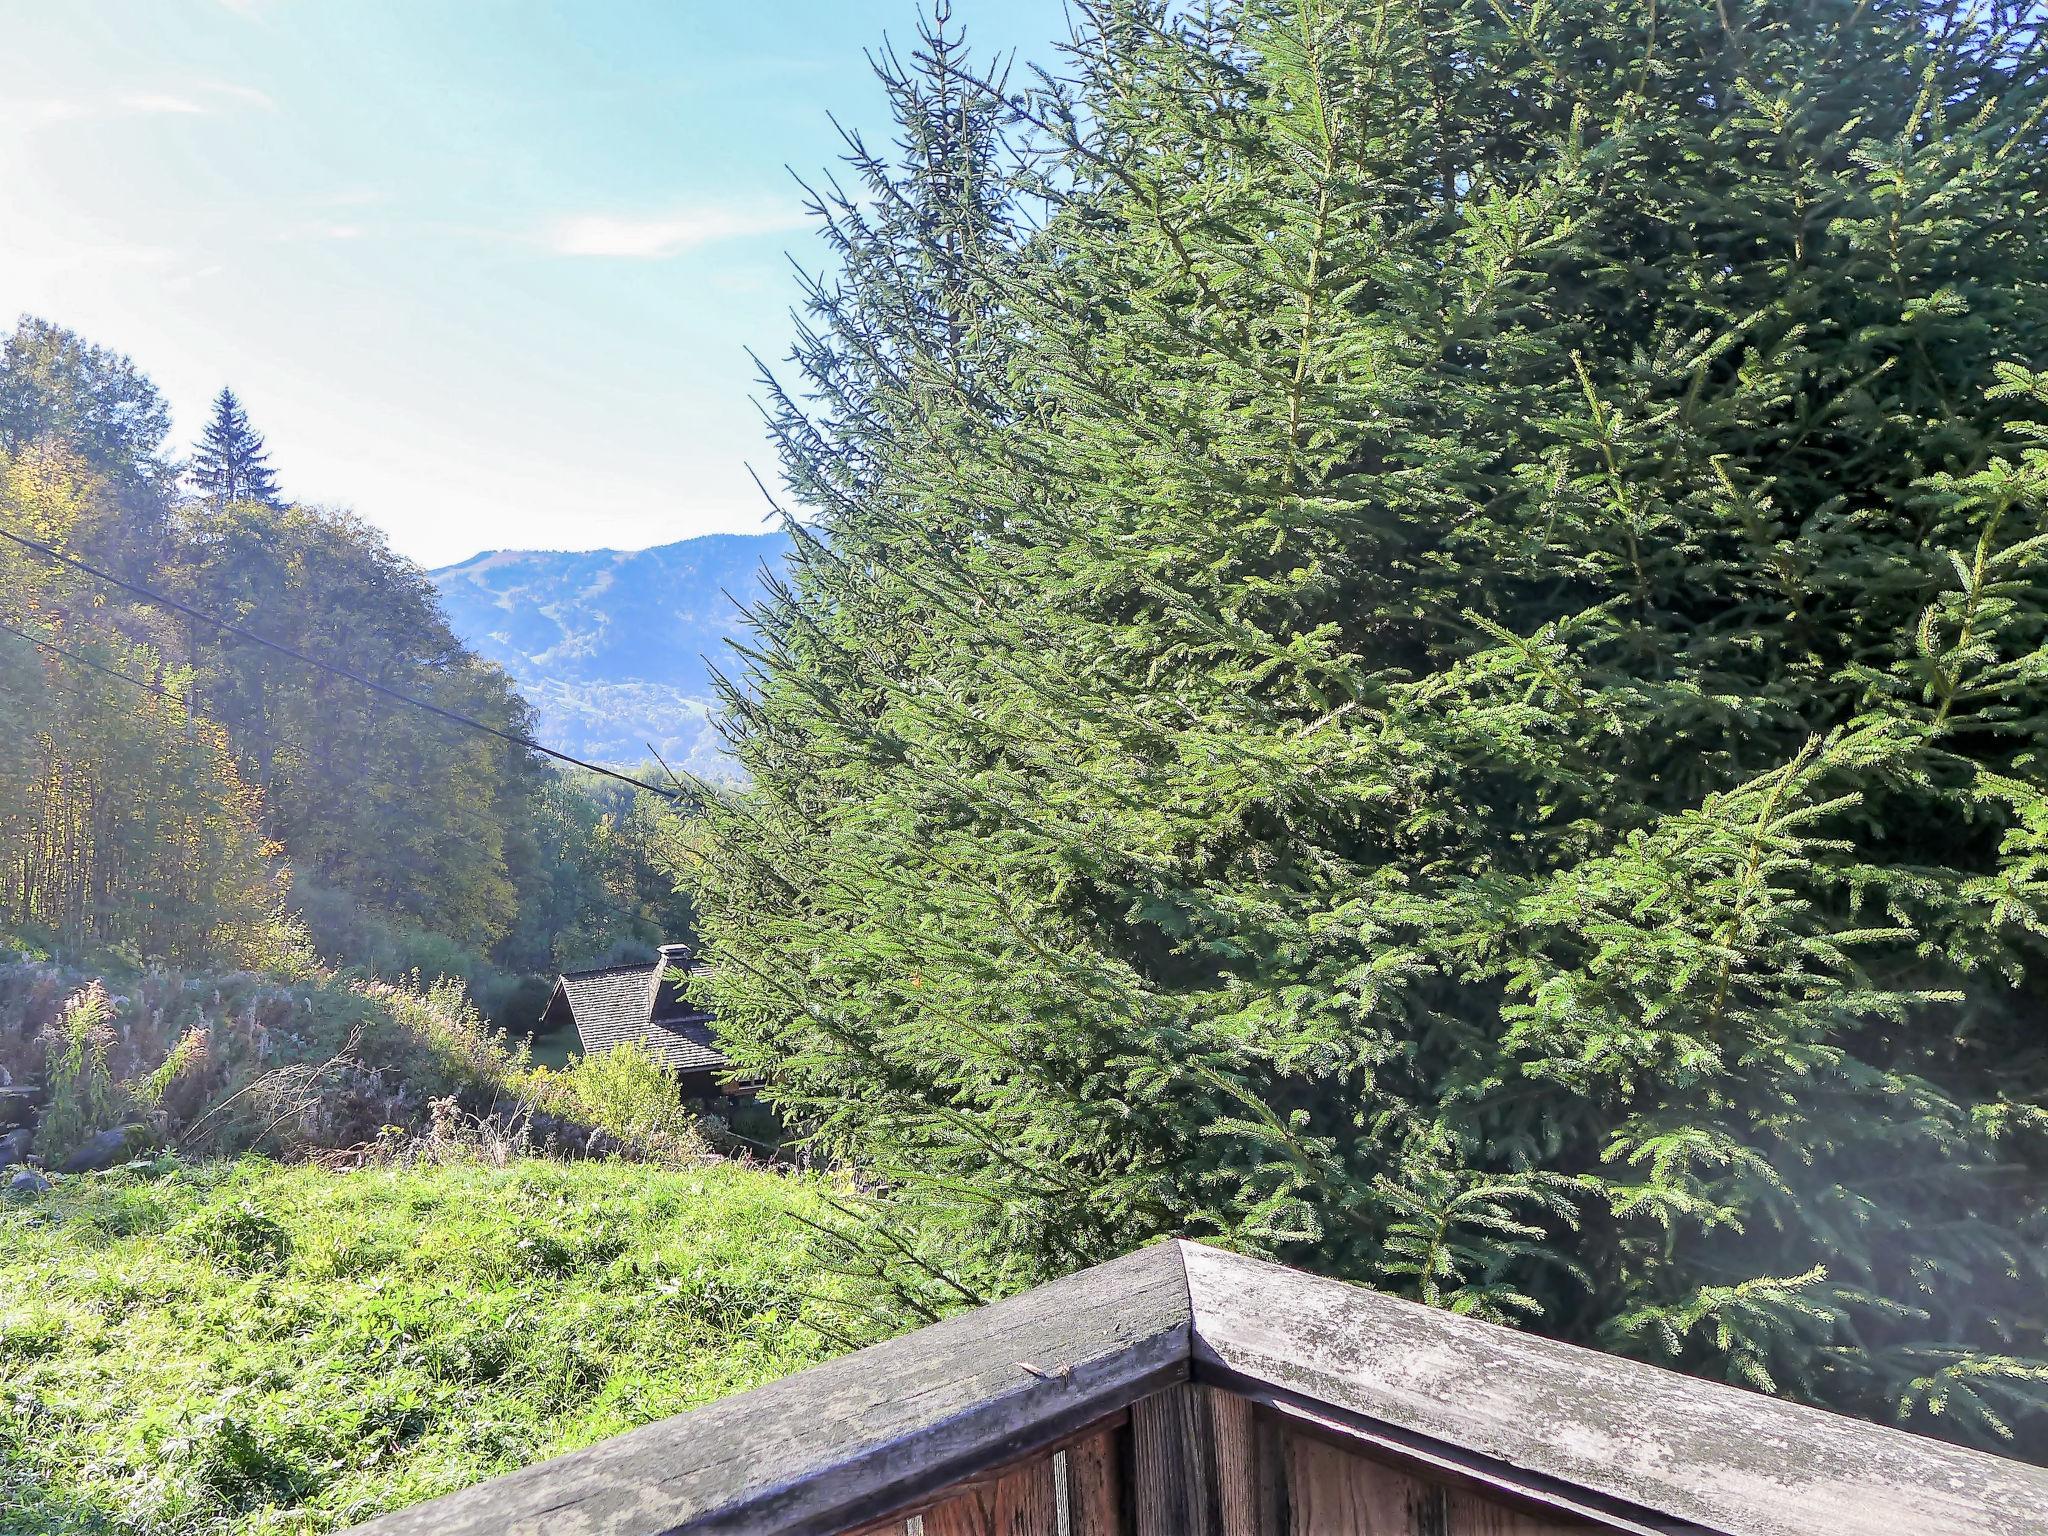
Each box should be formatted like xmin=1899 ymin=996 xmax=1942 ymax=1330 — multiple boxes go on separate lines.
xmin=0 ymin=1 xmax=1066 ymax=567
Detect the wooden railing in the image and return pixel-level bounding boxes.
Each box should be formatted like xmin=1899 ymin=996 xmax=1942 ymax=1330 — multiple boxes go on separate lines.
xmin=342 ymin=1241 xmax=2048 ymax=1536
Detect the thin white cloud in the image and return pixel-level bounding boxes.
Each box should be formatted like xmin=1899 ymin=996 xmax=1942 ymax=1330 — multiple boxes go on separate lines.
xmin=0 ymin=245 xmax=181 ymax=287
xmin=272 ymin=221 xmax=366 ymax=244
xmin=115 ymin=93 xmax=211 ymax=116
xmin=8 ymin=80 xmax=273 ymax=128
xmin=14 ymin=100 xmax=86 ymax=126
xmin=202 ymin=82 xmax=276 ymax=110
xmin=548 ymin=202 xmax=806 ymax=260
xmin=309 ymin=187 xmax=384 ymax=210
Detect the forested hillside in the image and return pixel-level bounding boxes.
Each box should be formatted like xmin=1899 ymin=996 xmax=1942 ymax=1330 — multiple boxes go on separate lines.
xmin=690 ymin=0 xmax=2048 ymax=1458
xmin=0 ymin=316 xmax=692 ymax=1013
xmin=431 ymin=533 xmax=786 ymax=775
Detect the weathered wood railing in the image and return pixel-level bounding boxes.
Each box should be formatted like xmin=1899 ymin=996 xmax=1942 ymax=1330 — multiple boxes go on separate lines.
xmin=343 ymin=1240 xmax=2048 ymax=1536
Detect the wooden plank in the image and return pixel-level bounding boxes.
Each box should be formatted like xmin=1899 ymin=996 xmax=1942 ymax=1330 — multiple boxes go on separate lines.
xmin=1275 ymin=1414 xmax=1615 ymax=1535
xmin=1285 ymin=1432 xmax=1593 ymax=1535
xmin=1211 ymin=1391 xmax=1286 ymax=1536
xmin=840 ymin=1412 xmax=1132 ymax=1535
xmin=839 ymin=1414 xmax=1131 ymax=1536
xmin=1130 ymin=1384 xmax=1285 ymax=1536
xmin=922 ymin=1455 xmax=1060 ymax=1536
xmin=1064 ymin=1428 xmax=1125 ymax=1536
xmin=339 ymin=1241 xmax=1191 ymax=1536
xmin=1181 ymin=1243 xmax=2048 ymax=1536
xmin=1132 ymin=1383 xmax=1216 ymax=1536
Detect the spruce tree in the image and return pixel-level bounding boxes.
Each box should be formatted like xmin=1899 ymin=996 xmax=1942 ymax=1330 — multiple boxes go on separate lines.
xmin=694 ymin=0 xmax=2048 ymax=1453
xmin=189 ymin=387 xmax=282 ymax=506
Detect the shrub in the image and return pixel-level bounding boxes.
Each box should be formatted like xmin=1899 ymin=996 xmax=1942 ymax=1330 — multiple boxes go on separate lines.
xmin=34 ymin=982 xmax=124 ymax=1161
xmin=531 ymin=1043 xmax=707 ymax=1164
xmin=0 ymin=960 xmax=598 ymax=1163
xmin=360 ymin=974 xmax=529 ymax=1096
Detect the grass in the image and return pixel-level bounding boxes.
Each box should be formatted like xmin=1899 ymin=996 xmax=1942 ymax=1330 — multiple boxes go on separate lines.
xmin=518 ymin=1025 xmax=580 ymax=1071
xmin=0 ymin=1154 xmax=853 ymax=1535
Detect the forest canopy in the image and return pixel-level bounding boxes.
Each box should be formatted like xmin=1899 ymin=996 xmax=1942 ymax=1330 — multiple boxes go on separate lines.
xmin=691 ymin=0 xmax=2048 ymax=1455
xmin=0 ymin=317 xmax=692 ymax=1004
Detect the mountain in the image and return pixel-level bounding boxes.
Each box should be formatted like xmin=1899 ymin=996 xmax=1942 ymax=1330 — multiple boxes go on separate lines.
xmin=430 ymin=530 xmax=790 ymax=775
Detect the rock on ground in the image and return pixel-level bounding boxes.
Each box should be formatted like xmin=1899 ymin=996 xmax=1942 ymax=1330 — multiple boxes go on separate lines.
xmin=56 ymin=1127 xmax=138 ymax=1175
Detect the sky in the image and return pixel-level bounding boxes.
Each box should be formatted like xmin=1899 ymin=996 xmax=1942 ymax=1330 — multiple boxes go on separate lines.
xmin=0 ymin=0 xmax=1068 ymax=568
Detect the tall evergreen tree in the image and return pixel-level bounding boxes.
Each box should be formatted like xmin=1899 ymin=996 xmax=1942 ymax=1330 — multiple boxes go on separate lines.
xmin=693 ymin=0 xmax=2048 ymax=1454
xmin=189 ymin=387 xmax=282 ymax=506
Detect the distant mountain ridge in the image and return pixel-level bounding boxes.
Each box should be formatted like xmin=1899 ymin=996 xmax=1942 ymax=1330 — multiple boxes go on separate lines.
xmin=430 ymin=530 xmax=790 ymax=774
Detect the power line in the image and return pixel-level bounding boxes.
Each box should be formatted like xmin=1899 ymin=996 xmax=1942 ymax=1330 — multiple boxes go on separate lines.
xmin=0 ymin=524 xmax=681 ymax=800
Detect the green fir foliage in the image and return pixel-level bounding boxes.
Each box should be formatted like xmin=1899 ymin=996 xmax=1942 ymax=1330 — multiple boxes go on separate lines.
xmin=693 ymin=0 xmax=2048 ymax=1453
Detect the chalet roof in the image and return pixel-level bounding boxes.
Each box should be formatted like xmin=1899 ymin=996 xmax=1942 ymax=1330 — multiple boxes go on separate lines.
xmin=548 ymin=947 xmax=726 ymax=1079
xmin=342 ymin=1240 xmax=2048 ymax=1536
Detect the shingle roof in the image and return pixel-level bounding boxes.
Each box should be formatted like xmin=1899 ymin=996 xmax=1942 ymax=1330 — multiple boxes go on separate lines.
xmin=553 ymin=957 xmax=728 ymax=1079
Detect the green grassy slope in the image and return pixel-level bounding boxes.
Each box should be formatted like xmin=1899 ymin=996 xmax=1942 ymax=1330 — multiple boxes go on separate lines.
xmin=1 ymin=1156 xmax=848 ymax=1535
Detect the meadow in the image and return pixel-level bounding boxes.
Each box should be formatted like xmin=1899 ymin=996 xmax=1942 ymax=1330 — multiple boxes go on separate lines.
xmin=1 ymin=1155 xmax=846 ymax=1535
